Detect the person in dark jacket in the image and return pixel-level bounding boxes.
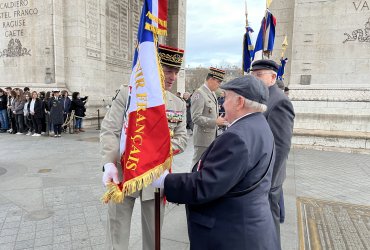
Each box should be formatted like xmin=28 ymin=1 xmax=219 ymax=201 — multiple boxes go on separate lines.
xmin=60 ymin=90 xmax=71 ymax=132
xmin=70 ymin=92 xmax=87 ymax=133
xmin=251 ymin=59 xmax=295 ymax=247
xmin=0 ymin=88 xmax=9 ymax=132
xmin=13 ymin=88 xmax=25 ymax=134
xmin=44 ymin=91 xmax=53 ymax=134
xmin=152 ymin=75 xmax=279 ymax=250
xmin=8 ymin=89 xmax=17 ymax=134
xmin=28 ymin=91 xmax=45 ymax=136
xmin=183 ymin=92 xmax=193 ymax=132
xmin=49 ymin=89 xmax=64 ymax=137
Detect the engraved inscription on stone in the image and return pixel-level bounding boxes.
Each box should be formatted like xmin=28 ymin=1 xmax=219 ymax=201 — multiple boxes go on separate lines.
xmin=297 ymin=197 xmax=370 ymax=250
xmin=106 ymin=0 xmax=142 ymax=67
xmin=0 ymin=0 xmax=39 ymax=57
xmin=86 ymin=0 xmax=101 ymax=59
xmin=120 ymin=0 xmax=128 ymax=59
xmin=131 ymin=0 xmax=141 ymax=54
xmin=106 ymin=0 xmax=123 ymax=66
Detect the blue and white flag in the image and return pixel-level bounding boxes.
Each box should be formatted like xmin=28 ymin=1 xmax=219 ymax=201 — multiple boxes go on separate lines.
xmin=254 ymin=9 xmax=277 ymax=60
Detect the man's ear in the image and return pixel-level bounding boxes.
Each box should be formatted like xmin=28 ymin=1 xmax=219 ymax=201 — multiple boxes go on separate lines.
xmin=237 ymin=96 xmax=244 ymax=110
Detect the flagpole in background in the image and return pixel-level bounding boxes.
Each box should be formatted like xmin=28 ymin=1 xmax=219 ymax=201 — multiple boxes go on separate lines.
xmin=253 ymin=0 xmax=276 ymax=60
xmin=242 ymin=0 xmax=254 ymax=74
xmin=277 ymin=35 xmax=289 ymax=80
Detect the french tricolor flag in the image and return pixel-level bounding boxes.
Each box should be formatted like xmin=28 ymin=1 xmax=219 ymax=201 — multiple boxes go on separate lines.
xmin=253 ymin=9 xmax=277 ymax=60
xmin=105 ymin=0 xmax=172 ymax=202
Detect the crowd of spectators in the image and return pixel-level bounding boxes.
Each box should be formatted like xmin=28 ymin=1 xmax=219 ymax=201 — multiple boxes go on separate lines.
xmin=0 ymin=86 xmax=88 ymax=138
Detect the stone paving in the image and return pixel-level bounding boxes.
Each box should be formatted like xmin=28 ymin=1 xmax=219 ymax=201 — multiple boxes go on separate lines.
xmin=1 ymin=130 xmax=370 ymax=249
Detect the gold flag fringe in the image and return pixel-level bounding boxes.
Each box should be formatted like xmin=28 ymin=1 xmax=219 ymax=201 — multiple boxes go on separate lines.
xmin=146 ymin=11 xmax=167 ymax=28
xmin=101 ymin=156 xmax=172 ymax=204
xmin=145 ymin=23 xmax=167 ymax=36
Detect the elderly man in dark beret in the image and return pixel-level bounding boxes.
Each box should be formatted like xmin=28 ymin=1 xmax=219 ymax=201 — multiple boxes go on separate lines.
xmin=152 ymin=75 xmax=279 ymax=249
xmin=251 ymin=59 xmax=295 ymax=247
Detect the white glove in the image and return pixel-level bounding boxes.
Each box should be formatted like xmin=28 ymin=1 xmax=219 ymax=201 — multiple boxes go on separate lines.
xmin=102 ymin=163 xmax=119 ymax=186
xmin=151 ymin=170 xmax=169 ymax=189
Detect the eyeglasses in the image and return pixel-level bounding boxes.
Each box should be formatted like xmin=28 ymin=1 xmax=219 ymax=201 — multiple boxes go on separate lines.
xmin=250 ymin=72 xmax=274 ymax=77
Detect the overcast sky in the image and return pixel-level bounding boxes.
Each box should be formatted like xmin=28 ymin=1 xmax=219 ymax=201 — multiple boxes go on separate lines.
xmin=185 ymin=1 xmax=266 ymax=68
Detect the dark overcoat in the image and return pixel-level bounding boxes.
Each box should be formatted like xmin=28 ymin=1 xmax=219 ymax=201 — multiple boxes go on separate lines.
xmin=70 ymin=98 xmax=87 ymax=117
xmin=49 ymin=97 xmax=64 ymax=125
xmin=164 ymin=113 xmax=279 ymax=250
xmin=264 ymin=84 xmax=295 ymax=188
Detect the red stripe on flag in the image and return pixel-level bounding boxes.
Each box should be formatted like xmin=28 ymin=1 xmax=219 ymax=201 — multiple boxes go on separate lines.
xmin=158 ymin=0 xmax=168 ymax=30
xmin=122 ymin=104 xmax=171 ymax=182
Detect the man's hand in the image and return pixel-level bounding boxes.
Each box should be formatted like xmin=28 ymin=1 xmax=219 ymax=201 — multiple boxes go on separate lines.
xmin=151 ymin=170 xmax=169 ymax=189
xmin=216 ymin=115 xmax=228 ymax=126
xmin=102 ymin=163 xmax=119 ymax=186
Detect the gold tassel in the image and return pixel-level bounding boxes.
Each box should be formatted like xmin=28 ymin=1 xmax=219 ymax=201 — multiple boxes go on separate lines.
xmin=145 ymin=23 xmax=168 ymax=36
xmin=146 ymin=11 xmax=167 ymax=28
xmin=101 ymin=156 xmax=172 ymax=204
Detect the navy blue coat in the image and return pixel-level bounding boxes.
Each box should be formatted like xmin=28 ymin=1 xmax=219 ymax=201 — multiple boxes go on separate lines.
xmin=264 ymin=84 xmax=295 ymax=188
xmin=164 ymin=113 xmax=279 ymax=250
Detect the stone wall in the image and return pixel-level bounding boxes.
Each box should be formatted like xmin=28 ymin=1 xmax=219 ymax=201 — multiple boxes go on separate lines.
xmin=0 ymin=0 xmax=54 ymax=85
xmin=0 ymin=0 xmax=186 ymax=125
xmin=270 ymin=0 xmax=370 ymax=151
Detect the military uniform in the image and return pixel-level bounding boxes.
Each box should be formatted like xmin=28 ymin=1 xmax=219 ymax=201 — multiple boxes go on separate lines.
xmin=101 ymin=86 xmax=187 ymax=250
xmin=190 ymin=85 xmax=219 ymax=167
xmin=100 ymin=43 xmax=187 ymax=250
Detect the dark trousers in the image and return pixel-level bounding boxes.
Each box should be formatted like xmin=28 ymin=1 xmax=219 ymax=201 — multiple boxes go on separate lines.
xmin=10 ymin=113 xmax=17 ymax=132
xmin=54 ymin=124 xmax=62 ymax=135
xmin=15 ymin=114 xmax=24 ymax=133
xmin=269 ymin=185 xmax=283 ymax=248
xmin=41 ymin=117 xmax=46 ymax=133
xmin=24 ymin=115 xmax=33 ymax=132
xmin=31 ymin=115 xmax=42 ymax=134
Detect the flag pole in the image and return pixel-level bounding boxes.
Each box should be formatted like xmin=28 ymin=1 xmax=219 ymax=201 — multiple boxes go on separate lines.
xmin=155 ymin=188 xmax=161 ymax=250
xmin=244 ymin=0 xmax=248 ymax=75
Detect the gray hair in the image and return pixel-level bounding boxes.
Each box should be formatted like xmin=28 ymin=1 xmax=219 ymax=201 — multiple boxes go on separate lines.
xmin=243 ymin=97 xmax=267 ymax=112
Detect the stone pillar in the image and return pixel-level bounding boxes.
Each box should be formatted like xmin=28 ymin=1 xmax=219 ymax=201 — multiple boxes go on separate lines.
xmin=270 ymin=0 xmax=370 ymax=152
xmin=167 ymin=0 xmax=186 ymax=94
xmin=52 ymin=0 xmax=65 ymax=87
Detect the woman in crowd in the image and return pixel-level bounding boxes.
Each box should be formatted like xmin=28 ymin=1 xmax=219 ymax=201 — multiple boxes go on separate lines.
xmin=60 ymin=90 xmax=71 ymax=132
xmin=0 ymin=88 xmax=9 ymax=133
xmin=8 ymin=90 xmax=17 ymax=134
xmin=49 ymin=90 xmax=64 ymax=137
xmin=29 ymin=91 xmax=44 ymax=137
xmin=39 ymin=91 xmax=46 ymax=134
xmin=24 ymin=92 xmax=33 ymax=135
xmin=44 ymin=91 xmax=53 ymax=134
xmin=13 ymin=88 xmax=25 ymax=134
xmin=70 ymin=92 xmax=87 ymax=133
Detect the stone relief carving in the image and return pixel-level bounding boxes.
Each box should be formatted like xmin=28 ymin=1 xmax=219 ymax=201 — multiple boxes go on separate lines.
xmin=0 ymin=38 xmax=31 ymax=57
xmin=343 ymin=18 xmax=370 ymax=43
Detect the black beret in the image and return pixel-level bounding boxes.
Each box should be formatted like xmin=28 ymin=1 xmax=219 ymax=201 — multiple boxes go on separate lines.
xmin=221 ymin=75 xmax=269 ymax=105
xmin=251 ymin=59 xmax=279 ymax=73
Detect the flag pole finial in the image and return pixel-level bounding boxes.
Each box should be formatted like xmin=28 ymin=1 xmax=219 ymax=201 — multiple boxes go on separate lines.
xmin=281 ymin=35 xmax=288 ymax=58
xmin=266 ymin=0 xmax=273 ymax=9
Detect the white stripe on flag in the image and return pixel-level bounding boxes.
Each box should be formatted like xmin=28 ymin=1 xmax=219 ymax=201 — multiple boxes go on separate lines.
xmin=152 ymin=0 xmax=159 ymax=28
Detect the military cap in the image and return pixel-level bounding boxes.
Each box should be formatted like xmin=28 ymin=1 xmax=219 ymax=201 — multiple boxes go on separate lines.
xmin=158 ymin=44 xmax=184 ymax=69
xmin=221 ymin=75 xmax=268 ymax=105
xmin=52 ymin=89 xmax=60 ymax=93
xmin=251 ymin=59 xmax=279 ymax=73
xmin=208 ymin=67 xmax=226 ymax=81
